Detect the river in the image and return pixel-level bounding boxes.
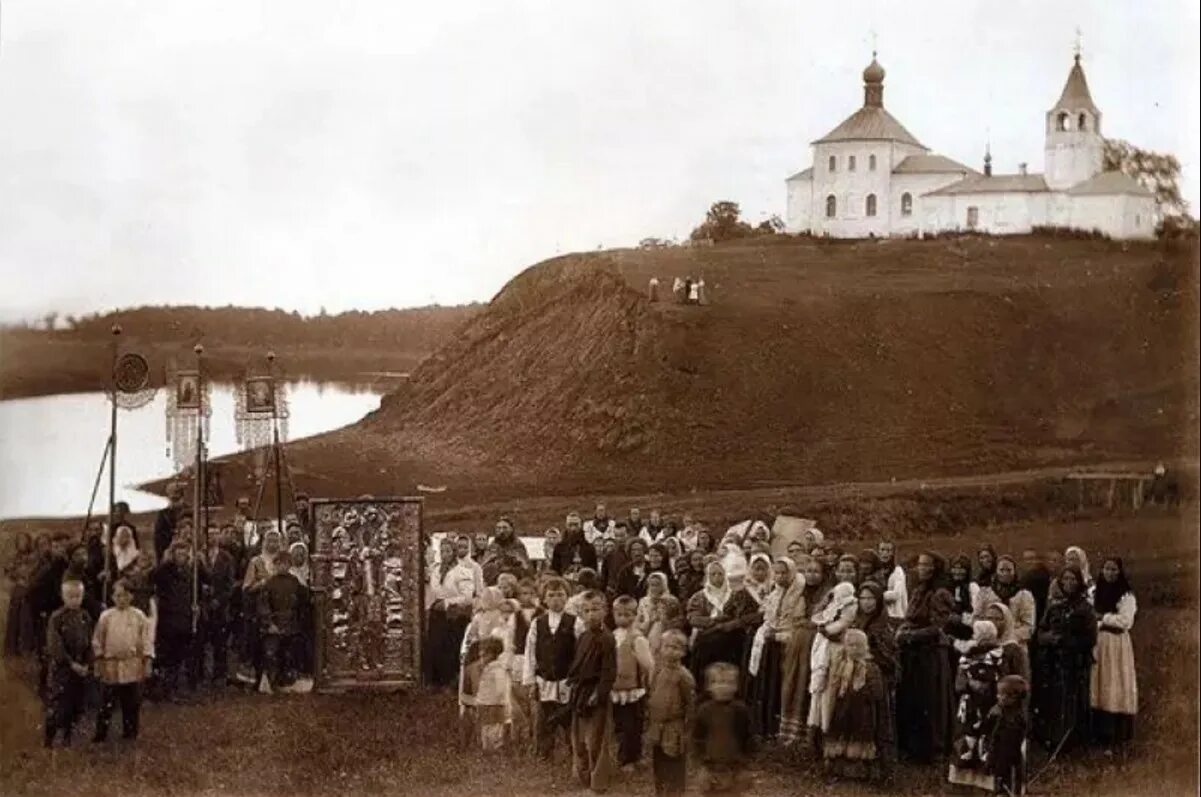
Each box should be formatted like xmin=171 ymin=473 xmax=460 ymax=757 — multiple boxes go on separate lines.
xmin=0 ymin=381 xmax=385 ymax=519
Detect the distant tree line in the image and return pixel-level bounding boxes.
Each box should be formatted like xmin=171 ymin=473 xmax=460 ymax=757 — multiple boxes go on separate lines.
xmin=4 ymin=304 xmax=482 ymax=349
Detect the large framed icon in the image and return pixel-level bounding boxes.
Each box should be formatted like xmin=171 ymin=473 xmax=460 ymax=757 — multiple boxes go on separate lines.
xmin=310 ymin=497 xmax=425 ymax=692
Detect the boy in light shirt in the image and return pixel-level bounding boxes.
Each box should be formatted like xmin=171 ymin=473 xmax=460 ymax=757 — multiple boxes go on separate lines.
xmin=92 ymin=580 xmax=154 ymax=742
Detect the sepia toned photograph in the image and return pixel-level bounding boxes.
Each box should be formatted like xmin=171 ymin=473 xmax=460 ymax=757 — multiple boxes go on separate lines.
xmin=0 ymin=2 xmax=1197 ymax=796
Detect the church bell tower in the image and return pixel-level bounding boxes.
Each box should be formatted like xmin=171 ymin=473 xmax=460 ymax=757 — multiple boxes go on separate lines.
xmin=1044 ymin=49 xmax=1104 ymax=190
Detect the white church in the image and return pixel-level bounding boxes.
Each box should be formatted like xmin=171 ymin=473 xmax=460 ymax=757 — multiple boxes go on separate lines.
xmin=784 ymin=51 xmax=1157 ymax=240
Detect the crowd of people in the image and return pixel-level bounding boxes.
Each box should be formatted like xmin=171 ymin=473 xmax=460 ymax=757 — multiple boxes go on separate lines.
xmin=425 ymin=503 xmax=1140 ymax=795
xmin=3 ymin=485 xmax=318 ymax=748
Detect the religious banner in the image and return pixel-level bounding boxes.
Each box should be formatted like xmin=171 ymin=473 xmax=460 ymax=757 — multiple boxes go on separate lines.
xmin=235 ymin=375 xmax=289 ymax=451
xmin=310 ymin=497 xmax=424 ymax=691
xmin=164 ymin=368 xmax=211 ymax=471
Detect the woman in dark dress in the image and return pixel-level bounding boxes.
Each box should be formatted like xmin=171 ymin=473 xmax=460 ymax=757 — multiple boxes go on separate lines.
xmin=1033 ymin=565 xmax=1097 ymax=753
xmin=746 ymin=557 xmax=804 ymax=739
xmin=687 ymin=560 xmax=761 ymax=687
xmin=676 ymin=549 xmax=707 ymax=605
xmin=896 ymin=551 xmax=955 ymax=764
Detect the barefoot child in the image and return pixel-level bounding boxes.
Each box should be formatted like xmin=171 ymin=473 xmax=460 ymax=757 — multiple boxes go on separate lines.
xmin=611 ymin=595 xmax=655 ymax=771
xmin=475 ymin=637 xmax=511 ymax=751
xmin=43 ymin=580 xmax=94 ymax=748
xmin=693 ymin=662 xmax=756 ymax=796
xmin=567 ymin=590 xmax=617 ymax=792
xmin=646 ymin=629 xmax=696 ymax=797
xmin=92 ymin=580 xmax=154 ymax=742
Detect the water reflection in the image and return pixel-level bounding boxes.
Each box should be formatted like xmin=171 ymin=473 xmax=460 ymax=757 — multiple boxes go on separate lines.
xmin=0 ymin=381 xmax=384 ymax=519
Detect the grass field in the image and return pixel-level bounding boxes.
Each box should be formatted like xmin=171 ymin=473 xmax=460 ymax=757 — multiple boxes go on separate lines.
xmin=0 ymin=511 xmax=1195 ymax=796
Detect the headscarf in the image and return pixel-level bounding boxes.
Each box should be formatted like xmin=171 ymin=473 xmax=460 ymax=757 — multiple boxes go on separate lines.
xmin=721 ymin=546 xmax=748 ymax=584
xmin=976 ymin=543 xmax=998 ymax=586
xmin=289 ymin=542 xmax=310 ymax=586
xmin=971 ymin=619 xmax=998 ymax=648
xmin=987 ymin=601 xmax=1019 ymax=646
xmin=835 ymin=553 xmax=860 ymax=585
xmin=1064 ymin=546 xmax=1093 ymax=586
xmin=702 ymin=561 xmax=731 ymax=614
xmin=990 ymin=554 xmax=1022 ymax=603
xmin=831 ymin=628 xmax=870 ymax=697
xmin=766 ymin=557 xmax=805 ymax=631
xmin=857 ymin=549 xmax=882 ymax=573
xmin=819 ymin=581 xmax=858 ymax=623
xmin=1092 ymin=557 xmax=1133 ymax=615
xmin=807 ymin=527 xmax=825 ymax=548
xmin=111 ymin=525 xmax=139 ymax=573
xmin=948 ymin=554 xmax=974 ymax=614
xmin=1057 ymin=565 xmax=1089 ymax=604
xmin=645 ymin=570 xmax=669 ymax=596
xmin=746 ymin=553 xmax=774 ymax=605
xmin=854 ymin=580 xmax=887 ymax=631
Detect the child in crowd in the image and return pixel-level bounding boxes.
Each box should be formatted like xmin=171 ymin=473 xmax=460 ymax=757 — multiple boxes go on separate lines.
xmin=984 ymin=675 xmax=1029 ymax=796
xmin=474 ymin=637 xmax=511 ymax=752
xmin=257 ymin=555 xmax=305 ymax=692
xmin=93 ymin=580 xmax=154 ymax=742
xmin=522 ymin=577 xmax=578 ymax=761
xmin=567 ymin=590 xmax=616 ymax=793
xmin=637 ymin=572 xmax=670 ymax=635
xmin=501 ymin=597 xmax=533 ymax=744
xmin=497 ymin=572 xmax=519 ymax=600
xmin=693 ymin=662 xmax=756 ymax=795
xmin=646 ymin=629 xmax=696 ymax=797
xmin=611 ymin=595 xmax=655 ymax=771
xmin=822 ymin=629 xmax=889 ymax=782
xmin=648 ymin=596 xmax=684 ymax=661
xmin=42 ymin=581 xmax=94 ymax=748
xmin=566 ymin=569 xmax=601 ymax=616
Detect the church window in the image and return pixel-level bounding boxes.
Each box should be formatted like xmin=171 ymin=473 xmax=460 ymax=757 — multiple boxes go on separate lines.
xmin=1057 ymin=112 xmax=1070 ymax=132
xmin=966 ymin=206 xmax=979 ymax=229
xmin=1078 ymin=112 xmax=1088 ymax=131
xmin=865 ymin=193 xmax=877 ymax=217
xmin=829 ymin=155 xmax=837 ymax=172
xmin=869 ymin=154 xmax=877 ymax=171
xmin=825 ymin=194 xmax=837 ymax=218
xmin=849 ymin=155 xmax=857 ymax=172
xmin=901 ymin=192 xmax=913 ymax=216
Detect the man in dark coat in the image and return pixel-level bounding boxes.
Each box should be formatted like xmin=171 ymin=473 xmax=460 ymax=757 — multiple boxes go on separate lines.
xmin=154 ymin=483 xmax=187 ymax=563
xmin=154 ymin=542 xmax=207 ymax=696
xmin=550 ymin=513 xmax=598 ymax=579
xmin=481 ymin=517 xmax=531 ymax=585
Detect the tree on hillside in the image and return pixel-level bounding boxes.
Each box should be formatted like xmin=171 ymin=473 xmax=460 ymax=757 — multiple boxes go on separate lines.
xmin=42 ymin=312 xmax=58 ymax=331
xmin=690 ymin=201 xmax=754 ymax=243
xmin=1103 ymin=139 xmax=1187 ymax=216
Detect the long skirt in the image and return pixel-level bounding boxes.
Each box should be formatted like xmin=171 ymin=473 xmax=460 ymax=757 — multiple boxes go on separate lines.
xmin=690 ymin=628 xmax=747 ymax=690
xmin=746 ymin=638 xmax=786 ymax=739
xmin=778 ymin=625 xmax=818 ymax=745
xmin=426 ymin=606 xmax=469 ymax=689
xmin=896 ymin=639 xmax=953 ymax=763
xmin=1090 ymin=630 xmax=1137 ymax=715
xmin=1033 ymin=654 xmax=1091 ymax=753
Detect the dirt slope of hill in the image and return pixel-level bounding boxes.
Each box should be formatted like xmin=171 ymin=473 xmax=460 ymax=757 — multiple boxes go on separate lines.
xmin=283 ymin=235 xmax=1197 ymax=501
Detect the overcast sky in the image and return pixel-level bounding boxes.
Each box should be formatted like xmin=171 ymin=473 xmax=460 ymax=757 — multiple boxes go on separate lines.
xmin=1 ymin=0 xmax=1197 ymax=321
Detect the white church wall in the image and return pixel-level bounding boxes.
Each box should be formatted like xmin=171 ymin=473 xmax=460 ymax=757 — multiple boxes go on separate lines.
xmin=1067 ymin=194 xmax=1156 ymax=240
xmin=922 ymin=192 xmax=1047 ymax=235
xmin=785 ymin=176 xmax=814 ymax=232
xmin=892 ymin=172 xmax=970 ymax=236
xmin=810 ymin=141 xmax=895 ymax=237
xmin=1044 ymin=128 xmax=1104 ymax=190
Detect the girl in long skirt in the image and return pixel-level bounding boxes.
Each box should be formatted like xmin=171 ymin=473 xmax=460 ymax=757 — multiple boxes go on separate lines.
xmin=1090 ymin=557 xmax=1138 ymax=747
xmin=822 ymin=629 xmax=889 ymax=782
xmin=896 ymin=552 xmax=955 ymax=763
xmin=1033 ymin=566 xmax=1097 ymax=753
xmin=778 ymin=555 xmax=828 ymax=746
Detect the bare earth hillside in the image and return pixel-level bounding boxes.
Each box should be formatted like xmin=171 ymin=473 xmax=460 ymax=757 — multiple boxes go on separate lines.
xmin=293 ymin=235 xmax=1195 ymax=499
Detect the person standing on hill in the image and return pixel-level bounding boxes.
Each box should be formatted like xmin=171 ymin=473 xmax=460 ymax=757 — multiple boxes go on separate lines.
xmin=551 ymin=513 xmax=598 ymax=579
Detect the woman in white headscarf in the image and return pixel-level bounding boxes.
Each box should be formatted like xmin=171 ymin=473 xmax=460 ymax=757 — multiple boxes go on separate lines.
xmin=744 ymin=553 xmax=775 ymax=607
xmin=687 ymin=558 xmax=761 ymax=685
